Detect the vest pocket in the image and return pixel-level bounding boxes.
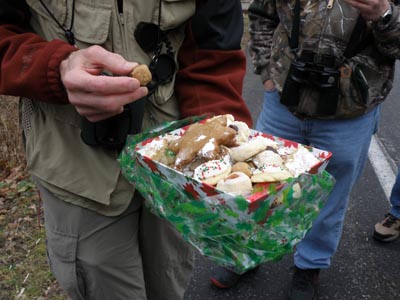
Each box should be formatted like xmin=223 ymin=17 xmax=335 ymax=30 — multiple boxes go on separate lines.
xmin=72 ymin=2 xmax=112 ymax=45
xmin=26 ymin=0 xmax=67 ymax=24
xmin=157 ymin=0 xmax=196 ymax=30
xmin=27 ymin=0 xmax=111 ymax=47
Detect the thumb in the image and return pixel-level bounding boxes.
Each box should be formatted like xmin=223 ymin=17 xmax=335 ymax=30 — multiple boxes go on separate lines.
xmin=84 ymin=45 xmax=138 ymax=75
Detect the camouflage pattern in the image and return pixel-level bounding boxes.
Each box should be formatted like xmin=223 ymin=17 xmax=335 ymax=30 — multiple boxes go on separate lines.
xmin=248 ymin=0 xmax=400 ymax=119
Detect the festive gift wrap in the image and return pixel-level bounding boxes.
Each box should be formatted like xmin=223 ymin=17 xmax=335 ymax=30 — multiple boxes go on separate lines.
xmin=119 ymin=116 xmax=335 ymax=274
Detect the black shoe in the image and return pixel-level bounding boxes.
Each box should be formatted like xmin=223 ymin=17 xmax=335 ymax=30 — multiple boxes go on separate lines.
xmin=287 ymin=266 xmax=320 ymax=300
xmin=210 ymin=266 xmax=242 ymax=289
xmin=210 ymin=265 xmax=259 ymax=289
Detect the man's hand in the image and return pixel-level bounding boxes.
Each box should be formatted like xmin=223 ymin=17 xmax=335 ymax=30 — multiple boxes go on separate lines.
xmin=344 ymin=0 xmax=390 ymax=22
xmin=263 ymin=79 xmax=275 ymax=91
xmin=60 ymin=45 xmax=148 ymax=122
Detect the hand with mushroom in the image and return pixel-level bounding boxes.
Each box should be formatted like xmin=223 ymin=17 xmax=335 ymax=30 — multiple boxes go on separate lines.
xmin=60 ymin=45 xmax=149 ymax=122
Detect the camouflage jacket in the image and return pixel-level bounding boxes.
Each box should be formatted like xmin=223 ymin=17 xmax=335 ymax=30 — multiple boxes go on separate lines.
xmin=248 ymin=0 xmax=400 ymax=119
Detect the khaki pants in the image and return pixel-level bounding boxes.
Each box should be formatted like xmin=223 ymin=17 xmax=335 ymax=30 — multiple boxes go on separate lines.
xmin=37 ymin=183 xmax=194 ymax=300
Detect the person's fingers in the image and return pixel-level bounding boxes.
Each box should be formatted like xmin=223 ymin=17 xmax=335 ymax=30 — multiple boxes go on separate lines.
xmin=60 ymin=46 xmax=149 ymax=121
xmin=63 ymin=71 xmax=142 ymax=94
xmin=61 ymin=46 xmax=141 ymax=94
xmin=344 ymin=0 xmax=389 ymax=21
xmin=344 ymin=0 xmax=370 ymax=9
xmin=80 ymin=45 xmax=138 ymax=75
xmin=68 ymin=87 xmax=148 ymax=115
xmin=263 ymin=79 xmax=275 ymax=91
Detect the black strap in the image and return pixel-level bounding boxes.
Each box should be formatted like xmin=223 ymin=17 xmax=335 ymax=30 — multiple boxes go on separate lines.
xmin=289 ymin=0 xmax=301 ymax=52
xmin=39 ymin=0 xmax=76 ymax=46
xmin=343 ymin=15 xmax=372 ymax=59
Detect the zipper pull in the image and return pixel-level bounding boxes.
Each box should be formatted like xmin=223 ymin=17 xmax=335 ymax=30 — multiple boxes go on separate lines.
xmin=327 ymin=0 xmax=335 ymax=9
xmin=119 ymin=13 xmax=124 ymax=25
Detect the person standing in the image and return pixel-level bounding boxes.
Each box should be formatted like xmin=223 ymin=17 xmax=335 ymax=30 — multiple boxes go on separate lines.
xmin=0 ymin=1 xmax=252 ymax=300
xmin=210 ymin=0 xmax=400 ymax=299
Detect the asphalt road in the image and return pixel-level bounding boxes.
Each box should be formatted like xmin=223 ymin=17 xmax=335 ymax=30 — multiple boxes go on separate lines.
xmin=183 ymin=53 xmax=400 ymax=299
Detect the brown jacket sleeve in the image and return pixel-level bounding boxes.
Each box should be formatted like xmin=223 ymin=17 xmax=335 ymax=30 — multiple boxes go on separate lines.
xmin=0 ymin=24 xmax=77 ymax=103
xmin=175 ymin=0 xmax=253 ymax=128
xmin=175 ymin=25 xmax=252 ymax=127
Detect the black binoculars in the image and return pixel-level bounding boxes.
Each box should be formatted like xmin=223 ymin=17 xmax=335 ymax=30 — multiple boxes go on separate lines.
xmin=81 ymin=97 xmax=146 ymax=152
xmin=281 ymin=51 xmax=340 ymax=116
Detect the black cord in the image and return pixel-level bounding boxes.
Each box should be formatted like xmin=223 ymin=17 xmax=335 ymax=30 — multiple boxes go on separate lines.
xmin=38 ymin=0 xmax=76 ymax=46
xmin=156 ymin=0 xmax=163 ymax=51
xmin=289 ymin=0 xmax=301 ymax=55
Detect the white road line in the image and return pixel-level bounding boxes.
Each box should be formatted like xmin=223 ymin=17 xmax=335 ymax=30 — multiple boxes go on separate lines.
xmin=368 ymin=135 xmax=396 ymax=202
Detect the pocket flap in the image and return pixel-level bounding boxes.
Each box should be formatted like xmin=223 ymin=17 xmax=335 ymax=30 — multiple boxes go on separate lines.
xmin=27 ymin=0 xmax=111 ymax=45
xmin=157 ymin=0 xmax=195 ymax=31
xmin=73 ymin=2 xmax=112 ymax=44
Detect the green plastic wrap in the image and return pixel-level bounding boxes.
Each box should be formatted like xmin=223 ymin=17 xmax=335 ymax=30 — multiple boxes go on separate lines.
xmin=119 ymin=117 xmax=335 ymax=274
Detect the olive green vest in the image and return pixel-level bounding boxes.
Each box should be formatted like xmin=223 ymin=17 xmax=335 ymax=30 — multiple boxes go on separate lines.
xmin=22 ymin=0 xmax=195 ymax=215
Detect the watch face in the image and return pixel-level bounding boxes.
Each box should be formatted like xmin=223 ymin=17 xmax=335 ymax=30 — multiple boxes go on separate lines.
xmin=382 ymin=5 xmax=393 ymax=24
xmin=382 ymin=13 xmax=392 ymax=24
xmin=375 ymin=5 xmax=393 ymax=30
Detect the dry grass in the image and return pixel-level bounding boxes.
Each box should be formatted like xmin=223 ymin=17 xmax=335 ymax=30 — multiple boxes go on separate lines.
xmin=0 ymin=96 xmax=67 ymax=300
xmin=0 ymin=95 xmax=26 ymax=177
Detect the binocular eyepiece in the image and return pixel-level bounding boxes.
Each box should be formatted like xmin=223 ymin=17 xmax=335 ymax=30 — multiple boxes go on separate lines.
xmin=298 ymin=51 xmax=337 ymax=68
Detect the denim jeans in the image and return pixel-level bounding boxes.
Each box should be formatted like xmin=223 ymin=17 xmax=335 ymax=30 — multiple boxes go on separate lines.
xmin=256 ymin=89 xmax=380 ymax=269
xmin=389 ymin=168 xmax=400 ymax=219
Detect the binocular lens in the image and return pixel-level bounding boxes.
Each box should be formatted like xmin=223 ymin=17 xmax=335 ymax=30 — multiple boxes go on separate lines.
xmin=149 ymin=54 xmax=176 ymax=84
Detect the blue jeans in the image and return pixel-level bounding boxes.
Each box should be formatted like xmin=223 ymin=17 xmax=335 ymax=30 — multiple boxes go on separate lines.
xmin=389 ymin=168 xmax=400 ymax=219
xmin=256 ymin=90 xmax=380 ymax=269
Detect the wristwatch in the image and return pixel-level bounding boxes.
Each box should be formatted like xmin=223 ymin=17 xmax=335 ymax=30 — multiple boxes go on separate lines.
xmin=373 ymin=2 xmax=393 ymax=31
